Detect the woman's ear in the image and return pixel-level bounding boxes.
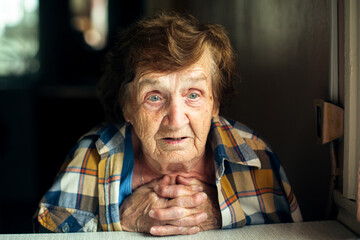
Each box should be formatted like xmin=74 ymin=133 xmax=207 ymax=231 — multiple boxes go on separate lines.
xmin=122 ymin=83 xmax=134 ymax=123
xmin=123 ymin=103 xmax=132 ymax=123
xmin=212 ymin=103 xmax=220 ymax=117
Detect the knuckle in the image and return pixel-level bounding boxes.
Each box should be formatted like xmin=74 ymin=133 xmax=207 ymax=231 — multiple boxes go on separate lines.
xmin=166 ymin=185 xmax=181 ymax=198
xmin=150 ymin=209 xmax=163 ymax=219
xmin=149 ymin=191 xmax=159 ymax=200
xmin=175 ymin=197 xmax=193 ymax=208
xmin=172 ymin=186 xmax=181 ymax=196
xmin=169 ymin=219 xmax=183 ymax=226
xmin=190 ymin=184 xmax=203 ymax=192
xmin=174 ymin=207 xmax=184 ymax=216
xmin=156 ymin=185 xmax=167 ymax=195
xmin=193 ymin=192 xmax=206 ymax=205
xmin=196 ymin=212 xmax=208 ymax=224
xmin=184 ymin=226 xmax=199 ymax=235
xmin=173 ymin=226 xmax=188 ymax=235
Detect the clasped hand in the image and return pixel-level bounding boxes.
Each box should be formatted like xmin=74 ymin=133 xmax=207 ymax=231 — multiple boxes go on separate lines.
xmin=119 ymin=175 xmax=221 ymax=236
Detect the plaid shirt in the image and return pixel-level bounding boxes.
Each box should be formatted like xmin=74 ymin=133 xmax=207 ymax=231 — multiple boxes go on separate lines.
xmin=36 ymin=116 xmax=302 ymax=232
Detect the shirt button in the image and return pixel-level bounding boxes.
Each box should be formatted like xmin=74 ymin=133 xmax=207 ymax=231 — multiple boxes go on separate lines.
xmin=62 ymin=223 xmax=70 ymax=233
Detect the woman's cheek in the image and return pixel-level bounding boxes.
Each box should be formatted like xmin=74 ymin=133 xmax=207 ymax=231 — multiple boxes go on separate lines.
xmin=133 ymin=109 xmax=161 ymax=140
xmin=134 ymin=113 xmax=149 ymax=136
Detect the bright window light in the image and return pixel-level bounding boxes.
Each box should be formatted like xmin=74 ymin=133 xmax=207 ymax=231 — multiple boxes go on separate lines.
xmin=70 ymin=0 xmax=108 ymax=50
xmin=0 ymin=0 xmax=39 ymax=76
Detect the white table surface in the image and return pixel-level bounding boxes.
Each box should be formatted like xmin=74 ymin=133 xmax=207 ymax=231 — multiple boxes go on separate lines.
xmin=0 ymin=221 xmax=357 ymax=240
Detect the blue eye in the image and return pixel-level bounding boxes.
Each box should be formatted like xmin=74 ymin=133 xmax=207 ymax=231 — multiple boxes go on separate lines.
xmin=188 ymin=93 xmax=199 ymax=99
xmin=147 ymin=95 xmax=160 ymax=102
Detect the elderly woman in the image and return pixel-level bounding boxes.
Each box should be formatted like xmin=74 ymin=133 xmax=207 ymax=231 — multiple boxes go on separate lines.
xmin=35 ymin=13 xmax=302 ymax=235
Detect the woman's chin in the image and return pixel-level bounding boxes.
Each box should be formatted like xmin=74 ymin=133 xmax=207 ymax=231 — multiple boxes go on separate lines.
xmin=157 ymin=137 xmax=192 ymax=151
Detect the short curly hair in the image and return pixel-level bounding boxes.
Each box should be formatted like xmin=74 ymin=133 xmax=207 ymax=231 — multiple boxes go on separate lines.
xmin=97 ymin=12 xmax=236 ymax=121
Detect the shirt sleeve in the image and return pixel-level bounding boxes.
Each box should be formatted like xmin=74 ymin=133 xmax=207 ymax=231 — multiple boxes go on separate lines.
xmin=267 ymin=150 xmax=303 ymax=222
xmin=35 ymin=136 xmax=101 ymax=232
xmin=217 ymin=134 xmax=302 ymax=228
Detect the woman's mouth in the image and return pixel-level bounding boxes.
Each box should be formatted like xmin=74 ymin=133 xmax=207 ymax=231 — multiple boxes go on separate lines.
xmin=164 ymin=137 xmax=187 ymax=141
xmin=163 ymin=137 xmax=188 ymax=144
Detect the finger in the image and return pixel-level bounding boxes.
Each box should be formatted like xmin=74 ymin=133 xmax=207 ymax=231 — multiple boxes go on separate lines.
xmin=149 ymin=206 xmax=202 ymax=221
xmin=154 ymin=184 xmax=203 ymax=198
xmin=159 ymin=175 xmax=171 ymax=185
xmin=176 ymin=176 xmax=201 ymax=186
xmin=139 ymin=175 xmax=171 ymax=190
xmin=166 ymin=192 xmax=207 ymax=208
xmin=150 ymin=226 xmax=200 ymax=236
xmin=167 ymin=212 xmax=207 ymax=227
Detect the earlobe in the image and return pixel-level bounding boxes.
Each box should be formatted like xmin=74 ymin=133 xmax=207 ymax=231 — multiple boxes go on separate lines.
xmin=212 ymin=105 xmax=220 ymax=117
xmin=122 ymin=103 xmax=132 ymax=123
xmin=123 ymin=109 xmax=132 ymax=123
xmin=122 ymin=88 xmax=134 ymax=123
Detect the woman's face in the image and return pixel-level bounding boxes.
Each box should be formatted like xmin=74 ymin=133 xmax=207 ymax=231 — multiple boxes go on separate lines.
xmin=125 ymin=52 xmax=219 ymax=174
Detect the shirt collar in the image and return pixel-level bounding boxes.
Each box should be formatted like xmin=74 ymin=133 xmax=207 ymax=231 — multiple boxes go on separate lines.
xmin=81 ymin=121 xmax=128 ymax=158
xmin=210 ymin=116 xmax=261 ymax=182
xmin=86 ymin=116 xmax=261 ymax=179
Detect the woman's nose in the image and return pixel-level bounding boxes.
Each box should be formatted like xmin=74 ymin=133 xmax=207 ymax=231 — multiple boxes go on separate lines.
xmin=162 ymin=98 xmax=189 ymax=130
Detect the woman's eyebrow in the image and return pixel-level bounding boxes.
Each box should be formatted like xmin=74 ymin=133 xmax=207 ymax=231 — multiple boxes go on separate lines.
xmin=138 ymin=74 xmax=208 ymax=90
xmin=138 ymin=78 xmax=160 ymax=89
xmin=186 ymin=76 xmax=207 ymax=83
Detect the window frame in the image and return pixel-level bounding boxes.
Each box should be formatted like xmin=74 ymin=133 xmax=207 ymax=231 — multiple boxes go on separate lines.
xmin=334 ymin=0 xmax=360 ymax=235
xmin=343 ymin=0 xmax=359 ymax=201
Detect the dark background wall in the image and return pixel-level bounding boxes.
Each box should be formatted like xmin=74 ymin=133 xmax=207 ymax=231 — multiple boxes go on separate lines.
xmin=0 ymin=0 xmax=331 ymax=233
xmin=149 ymin=0 xmax=331 ymax=222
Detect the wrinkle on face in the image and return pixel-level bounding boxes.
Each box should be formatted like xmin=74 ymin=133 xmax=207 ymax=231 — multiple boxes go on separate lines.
xmin=126 ymin=50 xmax=219 ymax=175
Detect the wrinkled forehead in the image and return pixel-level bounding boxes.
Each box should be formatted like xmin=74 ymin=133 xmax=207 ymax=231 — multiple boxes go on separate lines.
xmin=133 ymin=50 xmax=216 ymax=88
xmin=136 ymin=72 xmax=209 ymax=94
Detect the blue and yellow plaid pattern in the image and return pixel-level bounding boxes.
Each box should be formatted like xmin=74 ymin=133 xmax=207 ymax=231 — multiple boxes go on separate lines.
xmin=35 ymin=116 xmax=302 ymax=232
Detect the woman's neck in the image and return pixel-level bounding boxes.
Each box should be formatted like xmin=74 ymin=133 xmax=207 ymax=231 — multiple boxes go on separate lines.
xmin=131 ymin=139 xmax=215 ymax=190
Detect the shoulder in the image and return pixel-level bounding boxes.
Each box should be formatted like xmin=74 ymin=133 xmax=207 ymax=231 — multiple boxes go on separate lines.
xmin=78 ymin=121 xmax=127 ymax=144
xmin=58 ymin=121 xmax=128 ymax=175
xmin=74 ymin=121 xmax=128 ymax=155
xmin=37 ymin=121 xmax=128 ymax=233
xmin=212 ymin=116 xmax=273 ymax=152
xmin=212 ymin=116 xmax=277 ymax=169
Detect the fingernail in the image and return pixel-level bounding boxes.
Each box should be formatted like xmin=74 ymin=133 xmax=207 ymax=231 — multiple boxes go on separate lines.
xmin=150 ymin=227 xmax=157 ymax=234
xmin=200 ymin=192 xmax=207 ymax=199
xmin=154 ymin=185 xmax=159 ymax=192
xmin=149 ymin=210 xmax=155 ymax=218
xmin=201 ymin=212 xmax=208 ymax=220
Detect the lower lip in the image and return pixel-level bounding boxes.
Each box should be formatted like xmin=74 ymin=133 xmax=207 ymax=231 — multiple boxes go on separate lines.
xmin=163 ymin=138 xmax=187 ymax=145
